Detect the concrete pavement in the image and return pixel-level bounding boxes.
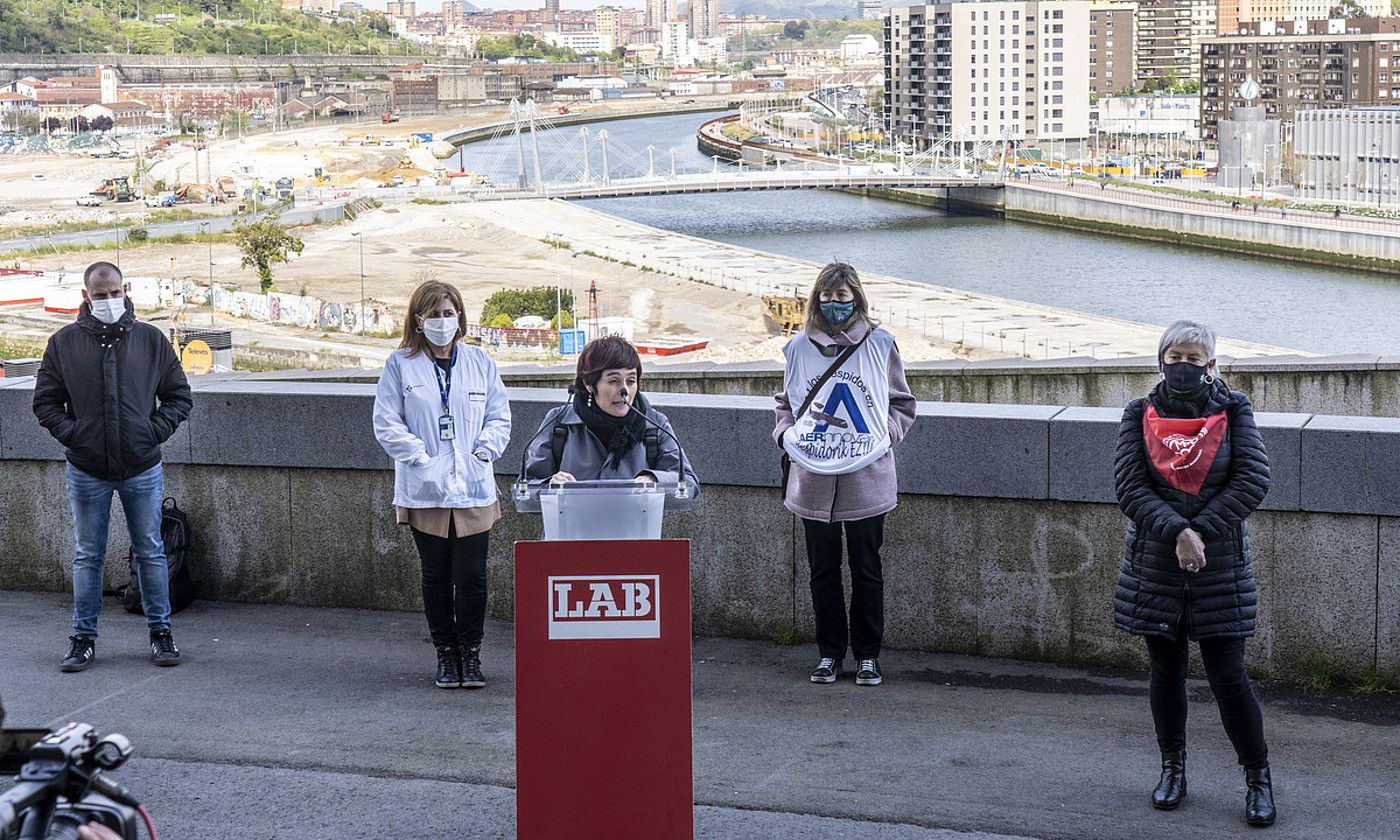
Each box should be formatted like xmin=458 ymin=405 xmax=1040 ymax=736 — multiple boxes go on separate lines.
xmin=0 ymin=590 xmax=1395 ymax=840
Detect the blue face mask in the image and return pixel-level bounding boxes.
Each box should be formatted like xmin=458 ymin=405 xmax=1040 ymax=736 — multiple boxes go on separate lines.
xmin=820 ymin=300 xmax=856 ymax=326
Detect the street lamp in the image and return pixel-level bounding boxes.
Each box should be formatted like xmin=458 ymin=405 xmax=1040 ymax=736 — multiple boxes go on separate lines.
xmin=1374 ymin=136 xmax=1383 ymax=208
xmin=350 ymin=231 xmax=365 ymax=332
xmin=200 ymin=221 xmax=214 ymax=326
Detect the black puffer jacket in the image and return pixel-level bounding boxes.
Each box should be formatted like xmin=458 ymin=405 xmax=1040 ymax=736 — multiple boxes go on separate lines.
xmin=33 ymin=300 xmax=192 ymax=482
xmin=1112 ymin=379 xmax=1270 ymax=640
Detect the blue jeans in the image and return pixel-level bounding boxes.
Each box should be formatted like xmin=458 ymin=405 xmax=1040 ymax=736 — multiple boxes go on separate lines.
xmin=67 ymin=462 xmax=170 ymax=638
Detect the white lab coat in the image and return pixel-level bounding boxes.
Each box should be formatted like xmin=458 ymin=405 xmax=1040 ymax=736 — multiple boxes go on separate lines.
xmin=373 ymin=344 xmax=512 ymax=509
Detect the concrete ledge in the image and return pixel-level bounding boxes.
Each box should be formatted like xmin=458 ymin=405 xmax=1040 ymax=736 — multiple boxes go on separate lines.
xmin=0 ymin=382 xmax=1393 ymax=681
xmin=1301 ymin=414 xmax=1400 ymax=515
xmin=900 ymin=401 xmax=1059 ymax=500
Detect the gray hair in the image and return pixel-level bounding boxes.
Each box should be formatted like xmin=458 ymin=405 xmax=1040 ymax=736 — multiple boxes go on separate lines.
xmin=1157 ymin=319 xmax=1216 ymax=366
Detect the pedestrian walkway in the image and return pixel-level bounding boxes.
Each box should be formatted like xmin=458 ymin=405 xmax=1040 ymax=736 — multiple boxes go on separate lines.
xmin=1 ymin=591 xmax=1394 ymax=840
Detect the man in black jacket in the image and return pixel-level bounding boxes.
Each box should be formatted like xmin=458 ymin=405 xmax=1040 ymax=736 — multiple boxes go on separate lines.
xmin=33 ymin=262 xmax=193 ymax=673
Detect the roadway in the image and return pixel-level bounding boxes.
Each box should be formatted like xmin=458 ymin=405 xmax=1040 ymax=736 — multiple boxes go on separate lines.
xmin=0 ymin=201 xmax=351 ymax=254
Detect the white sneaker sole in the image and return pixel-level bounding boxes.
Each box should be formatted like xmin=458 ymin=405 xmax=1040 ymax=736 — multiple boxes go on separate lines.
xmin=810 ymin=673 xmax=837 ymax=684
xmin=855 ymin=675 xmax=882 ymax=686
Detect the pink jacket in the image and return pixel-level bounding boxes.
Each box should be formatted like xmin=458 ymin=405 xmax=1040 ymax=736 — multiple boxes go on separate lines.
xmin=773 ymin=321 xmax=918 ymax=523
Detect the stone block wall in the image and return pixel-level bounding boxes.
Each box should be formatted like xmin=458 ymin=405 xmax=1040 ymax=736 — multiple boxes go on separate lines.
xmin=1 ymin=379 xmax=1396 ymax=682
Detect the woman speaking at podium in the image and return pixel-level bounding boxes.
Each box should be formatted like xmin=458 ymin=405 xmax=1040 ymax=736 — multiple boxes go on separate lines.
xmin=522 ymin=335 xmax=697 ymax=497
xmin=373 ymin=280 xmax=512 ymax=692
xmin=774 ymin=262 xmax=916 ymax=689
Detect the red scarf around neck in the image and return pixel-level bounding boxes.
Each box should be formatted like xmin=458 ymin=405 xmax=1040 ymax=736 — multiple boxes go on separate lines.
xmin=1143 ymin=405 xmax=1228 ymax=495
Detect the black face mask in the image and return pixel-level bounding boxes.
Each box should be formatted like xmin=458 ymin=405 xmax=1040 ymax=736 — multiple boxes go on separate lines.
xmin=1162 ymin=362 xmax=1210 ymax=397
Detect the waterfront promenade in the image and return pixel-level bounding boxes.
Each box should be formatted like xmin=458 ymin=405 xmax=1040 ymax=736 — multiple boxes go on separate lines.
xmin=460 ymin=198 xmax=1294 ymax=360
xmin=2 ymin=590 xmax=1393 ymax=840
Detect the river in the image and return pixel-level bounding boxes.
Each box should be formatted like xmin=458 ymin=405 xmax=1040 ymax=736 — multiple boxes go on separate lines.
xmin=458 ymin=110 xmax=1399 ymax=356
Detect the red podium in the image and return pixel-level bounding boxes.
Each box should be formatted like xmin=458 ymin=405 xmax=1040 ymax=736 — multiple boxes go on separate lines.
xmin=513 ymin=481 xmax=694 ymax=840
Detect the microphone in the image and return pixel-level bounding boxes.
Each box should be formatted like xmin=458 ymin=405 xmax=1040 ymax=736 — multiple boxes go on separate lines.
xmin=625 ymin=395 xmax=695 ymax=497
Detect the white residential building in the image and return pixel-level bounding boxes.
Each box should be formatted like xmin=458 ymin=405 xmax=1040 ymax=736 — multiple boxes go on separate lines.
xmin=693 ymin=36 xmax=728 ymax=65
xmin=885 ymin=0 xmax=1093 ymax=144
xmin=544 ymin=31 xmax=615 ymax=52
xmin=661 ymin=20 xmax=694 ymax=66
xmin=859 ymin=0 xmax=887 ymax=18
xmin=840 ymin=33 xmax=882 ymax=60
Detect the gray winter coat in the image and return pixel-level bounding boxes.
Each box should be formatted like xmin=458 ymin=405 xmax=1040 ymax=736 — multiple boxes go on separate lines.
xmin=521 ymin=393 xmax=699 ymax=498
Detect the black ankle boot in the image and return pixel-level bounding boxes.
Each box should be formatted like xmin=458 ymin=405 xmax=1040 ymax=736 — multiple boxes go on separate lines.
xmin=461 ymin=645 xmax=485 ymax=689
xmin=1245 ymin=766 xmax=1276 ymax=827
xmin=1152 ymin=750 xmax=1187 ymax=810
xmin=434 ymin=645 xmax=461 ymax=689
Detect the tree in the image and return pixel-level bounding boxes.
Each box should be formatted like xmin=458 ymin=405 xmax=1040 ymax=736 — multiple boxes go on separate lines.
xmin=1329 ymin=0 xmax=1371 ymax=16
xmin=233 ymin=213 xmax=304 ymax=294
xmin=480 ymin=287 xmax=575 ymax=325
xmin=90 ymin=115 xmax=113 ymax=132
xmin=781 ymin=21 xmax=809 ymax=40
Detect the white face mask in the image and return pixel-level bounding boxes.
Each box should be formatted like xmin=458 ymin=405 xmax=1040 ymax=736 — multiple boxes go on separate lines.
xmin=90 ymin=297 xmax=125 ymax=325
xmin=422 ymin=316 xmax=458 ymax=348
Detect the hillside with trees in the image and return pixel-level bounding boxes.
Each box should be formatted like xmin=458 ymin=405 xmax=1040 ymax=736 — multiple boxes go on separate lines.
xmin=0 ymin=0 xmax=403 ymax=55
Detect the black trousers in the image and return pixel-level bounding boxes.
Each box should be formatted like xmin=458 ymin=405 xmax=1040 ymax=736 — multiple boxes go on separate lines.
xmin=1144 ymin=621 xmax=1268 ymax=769
xmin=803 ymin=514 xmax=885 ymax=661
xmin=411 ymin=522 xmax=489 ymax=649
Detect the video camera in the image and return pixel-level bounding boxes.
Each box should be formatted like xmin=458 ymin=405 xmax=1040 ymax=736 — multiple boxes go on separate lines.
xmin=0 ymin=723 xmax=145 ymax=840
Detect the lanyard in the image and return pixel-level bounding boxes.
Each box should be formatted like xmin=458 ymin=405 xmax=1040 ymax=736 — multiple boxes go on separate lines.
xmin=432 ymin=346 xmax=456 ymax=416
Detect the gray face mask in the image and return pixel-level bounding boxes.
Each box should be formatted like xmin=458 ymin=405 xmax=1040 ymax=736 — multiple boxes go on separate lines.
xmin=90 ymin=297 xmax=125 ymax=325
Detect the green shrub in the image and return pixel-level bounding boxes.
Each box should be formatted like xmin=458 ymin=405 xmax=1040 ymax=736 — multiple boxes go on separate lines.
xmin=480 ymin=287 xmax=574 ymax=326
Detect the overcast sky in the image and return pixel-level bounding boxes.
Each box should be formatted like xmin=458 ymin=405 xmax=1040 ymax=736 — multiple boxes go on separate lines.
xmin=361 ymin=0 xmax=646 ymax=10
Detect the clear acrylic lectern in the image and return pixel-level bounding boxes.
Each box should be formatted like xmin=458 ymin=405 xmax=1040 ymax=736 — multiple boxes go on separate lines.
xmin=512 ymin=479 xmax=693 ymax=541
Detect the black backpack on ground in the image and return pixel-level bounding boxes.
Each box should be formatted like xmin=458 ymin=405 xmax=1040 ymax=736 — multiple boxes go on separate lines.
xmin=119 ymin=497 xmax=200 ymax=615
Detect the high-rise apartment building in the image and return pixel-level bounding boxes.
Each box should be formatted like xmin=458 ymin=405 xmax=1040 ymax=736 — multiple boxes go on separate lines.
xmin=689 ymin=0 xmax=720 ymax=39
xmin=1135 ymin=0 xmax=1215 ymax=84
xmin=646 ymin=0 xmax=679 ymax=29
xmin=1200 ymin=18 xmax=1400 ymax=140
xmin=661 ymin=19 xmax=693 ymax=64
xmin=885 ymin=0 xmax=1092 ymax=145
xmin=1218 ymin=0 xmax=1387 ymax=35
xmin=859 ymin=0 xmax=887 ymax=18
xmin=1089 ymin=1 xmax=1137 ymax=95
xmin=595 ymin=6 xmax=622 ymax=47
xmin=544 ymin=0 xmax=560 ymax=15
xmin=385 ymin=0 xmax=415 ymax=18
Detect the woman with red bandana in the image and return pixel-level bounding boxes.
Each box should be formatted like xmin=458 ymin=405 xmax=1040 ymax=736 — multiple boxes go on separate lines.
xmin=1113 ymin=320 xmax=1275 ymax=828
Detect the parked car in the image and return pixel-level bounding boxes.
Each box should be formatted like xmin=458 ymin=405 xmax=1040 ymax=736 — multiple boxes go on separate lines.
xmin=76 ymin=195 xmax=103 ymax=207
xmin=30 ymin=173 xmax=44 ymax=181
xmin=144 ymin=193 xmax=177 ymax=207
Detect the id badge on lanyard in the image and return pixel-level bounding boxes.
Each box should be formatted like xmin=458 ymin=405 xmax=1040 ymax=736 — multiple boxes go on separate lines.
xmin=434 ymin=347 xmax=457 ymax=441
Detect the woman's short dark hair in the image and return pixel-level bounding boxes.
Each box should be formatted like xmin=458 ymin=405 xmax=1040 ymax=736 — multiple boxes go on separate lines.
xmin=803 ymin=261 xmax=872 ymax=335
xmin=574 ymin=335 xmax=642 ymax=395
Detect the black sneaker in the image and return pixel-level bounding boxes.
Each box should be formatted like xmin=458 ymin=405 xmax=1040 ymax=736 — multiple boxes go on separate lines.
xmin=809 ymin=657 xmax=840 ymax=684
xmin=150 ymin=630 xmax=181 ymax=666
xmin=435 ymin=645 xmax=461 ymax=689
xmin=855 ymin=658 xmax=882 ymax=686
xmin=60 ymin=635 xmax=96 ymax=672
xmin=461 ymin=646 xmax=485 ymax=689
